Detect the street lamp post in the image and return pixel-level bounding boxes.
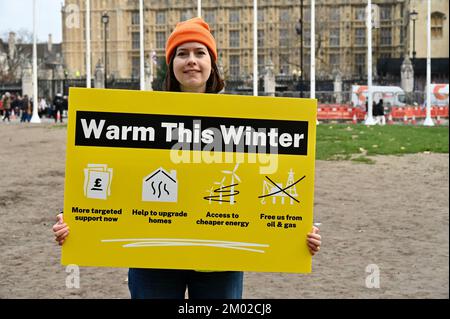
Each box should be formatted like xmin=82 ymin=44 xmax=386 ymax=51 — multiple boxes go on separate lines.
xmin=295 ymin=0 xmax=304 ymax=98
xmin=102 ymin=12 xmax=109 ymax=89
xmin=409 ymin=10 xmax=418 ymax=92
xmin=409 ymin=10 xmax=418 ymax=61
xmin=64 ymin=70 xmax=68 ymax=96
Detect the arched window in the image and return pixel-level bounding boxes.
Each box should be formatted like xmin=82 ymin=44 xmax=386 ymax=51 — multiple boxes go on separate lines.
xmin=431 ymin=12 xmax=446 ymax=39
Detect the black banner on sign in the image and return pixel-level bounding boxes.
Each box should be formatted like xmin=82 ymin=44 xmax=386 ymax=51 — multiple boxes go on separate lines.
xmin=75 ymin=111 xmax=309 ymax=155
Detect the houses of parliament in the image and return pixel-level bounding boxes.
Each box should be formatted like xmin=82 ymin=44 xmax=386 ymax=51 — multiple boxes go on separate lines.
xmin=62 ymin=0 xmax=448 ymax=85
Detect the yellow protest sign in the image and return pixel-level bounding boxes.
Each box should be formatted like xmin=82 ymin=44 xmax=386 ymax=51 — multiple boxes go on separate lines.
xmin=62 ymin=88 xmax=317 ymax=273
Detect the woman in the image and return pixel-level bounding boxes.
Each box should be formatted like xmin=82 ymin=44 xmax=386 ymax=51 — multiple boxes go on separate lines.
xmin=53 ymin=17 xmax=321 ymax=299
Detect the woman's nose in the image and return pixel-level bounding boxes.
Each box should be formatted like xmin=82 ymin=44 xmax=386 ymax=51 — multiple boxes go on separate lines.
xmin=186 ymin=52 xmax=197 ymax=65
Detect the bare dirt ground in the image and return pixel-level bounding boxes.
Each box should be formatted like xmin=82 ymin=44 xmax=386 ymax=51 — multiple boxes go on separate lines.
xmin=0 ymin=122 xmax=448 ymax=299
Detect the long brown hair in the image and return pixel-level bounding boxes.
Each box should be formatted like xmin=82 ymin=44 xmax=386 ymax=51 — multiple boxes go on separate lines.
xmin=163 ymin=48 xmax=224 ymax=93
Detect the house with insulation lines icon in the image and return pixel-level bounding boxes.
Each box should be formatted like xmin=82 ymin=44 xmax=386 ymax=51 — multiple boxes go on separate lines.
xmin=142 ymin=167 xmax=178 ymax=202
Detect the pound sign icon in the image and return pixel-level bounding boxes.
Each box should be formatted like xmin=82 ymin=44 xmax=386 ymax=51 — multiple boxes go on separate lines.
xmin=91 ymin=178 xmax=103 ymax=191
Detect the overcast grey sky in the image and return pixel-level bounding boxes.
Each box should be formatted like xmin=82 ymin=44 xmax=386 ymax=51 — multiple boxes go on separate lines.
xmin=0 ymin=0 xmax=64 ymax=43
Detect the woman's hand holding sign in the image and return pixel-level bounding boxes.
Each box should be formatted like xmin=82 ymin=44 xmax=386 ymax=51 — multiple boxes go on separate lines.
xmin=307 ymin=226 xmax=321 ymax=256
xmin=53 ymin=213 xmax=69 ymax=246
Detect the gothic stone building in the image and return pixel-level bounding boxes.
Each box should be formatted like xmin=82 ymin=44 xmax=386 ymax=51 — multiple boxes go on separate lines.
xmin=62 ymin=0 xmax=447 ymax=89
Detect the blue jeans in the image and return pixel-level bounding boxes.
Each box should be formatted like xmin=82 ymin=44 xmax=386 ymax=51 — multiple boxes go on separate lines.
xmin=128 ymin=268 xmax=243 ymax=299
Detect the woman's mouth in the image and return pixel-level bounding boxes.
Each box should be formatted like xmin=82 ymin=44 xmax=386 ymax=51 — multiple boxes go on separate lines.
xmin=184 ymin=70 xmax=200 ymax=74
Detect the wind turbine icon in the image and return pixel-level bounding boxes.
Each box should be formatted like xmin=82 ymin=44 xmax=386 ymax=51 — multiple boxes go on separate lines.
xmin=213 ymin=176 xmax=226 ymax=204
xmin=205 ymin=186 xmax=215 ymax=204
xmin=221 ymin=163 xmax=241 ymax=205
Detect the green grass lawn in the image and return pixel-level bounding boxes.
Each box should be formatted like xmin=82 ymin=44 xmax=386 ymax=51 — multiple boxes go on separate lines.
xmin=316 ymin=124 xmax=449 ymax=162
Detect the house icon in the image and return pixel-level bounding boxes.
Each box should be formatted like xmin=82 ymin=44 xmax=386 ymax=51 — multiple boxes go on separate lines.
xmin=142 ymin=167 xmax=178 ymax=202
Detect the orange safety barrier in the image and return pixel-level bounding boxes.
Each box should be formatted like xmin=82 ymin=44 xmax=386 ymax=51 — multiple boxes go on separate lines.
xmin=354 ymin=108 xmax=366 ymax=120
xmin=316 ymin=104 xmax=448 ymax=122
xmin=389 ymin=106 xmax=449 ymax=120
xmin=405 ymin=107 xmax=415 ymax=118
xmin=436 ymin=106 xmax=448 ymax=117
xmin=317 ymin=105 xmax=354 ymax=120
xmin=416 ymin=107 xmax=427 ymax=118
xmin=431 ymin=107 xmax=438 ymax=117
xmin=387 ymin=113 xmax=394 ymax=125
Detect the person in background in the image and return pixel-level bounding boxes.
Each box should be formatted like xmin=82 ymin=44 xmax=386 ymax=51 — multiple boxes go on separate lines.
xmin=2 ymin=92 xmax=11 ymax=122
xmin=374 ymin=99 xmax=386 ymax=125
xmin=39 ymin=97 xmax=48 ymax=118
xmin=27 ymin=97 xmax=33 ymax=122
xmin=63 ymin=95 xmax=68 ymax=118
xmin=53 ymin=93 xmax=64 ymax=123
xmin=21 ymin=95 xmax=30 ymax=123
xmin=11 ymin=94 xmax=22 ymax=120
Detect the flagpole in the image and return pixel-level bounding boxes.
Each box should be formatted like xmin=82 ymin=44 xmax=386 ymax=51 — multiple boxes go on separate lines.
xmin=310 ymin=0 xmax=315 ymax=99
xmin=149 ymin=47 xmax=154 ymax=91
xmin=365 ymin=0 xmax=375 ymax=125
xmin=139 ymin=0 xmax=145 ymax=90
xmin=253 ymin=0 xmax=258 ymax=96
xmin=86 ymin=0 xmax=91 ymax=88
xmin=30 ymin=0 xmax=41 ymax=123
xmin=198 ymin=0 xmax=201 ymax=17
xmin=423 ymin=0 xmax=434 ymax=126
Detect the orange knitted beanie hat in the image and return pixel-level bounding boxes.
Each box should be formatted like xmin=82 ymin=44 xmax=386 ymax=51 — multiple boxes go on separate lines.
xmin=165 ymin=17 xmax=218 ymax=65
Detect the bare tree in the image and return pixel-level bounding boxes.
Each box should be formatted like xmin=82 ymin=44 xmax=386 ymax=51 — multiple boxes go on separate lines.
xmin=276 ymin=4 xmax=327 ymax=78
xmin=0 ymin=29 xmax=33 ymax=82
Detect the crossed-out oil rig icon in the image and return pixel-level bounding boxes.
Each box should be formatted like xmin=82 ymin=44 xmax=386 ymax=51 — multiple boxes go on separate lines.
xmin=259 ymin=169 xmax=304 ymax=205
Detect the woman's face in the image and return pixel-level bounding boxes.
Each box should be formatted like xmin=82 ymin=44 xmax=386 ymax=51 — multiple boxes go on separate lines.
xmin=173 ymin=42 xmax=212 ymax=93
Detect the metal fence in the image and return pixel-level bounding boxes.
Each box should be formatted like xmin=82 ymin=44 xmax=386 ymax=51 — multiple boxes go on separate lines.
xmin=0 ymin=82 xmax=22 ymax=97
xmin=107 ymin=78 xmax=140 ymax=91
xmin=62 ymin=78 xmax=140 ymax=95
xmin=3 ymin=79 xmax=447 ymax=109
